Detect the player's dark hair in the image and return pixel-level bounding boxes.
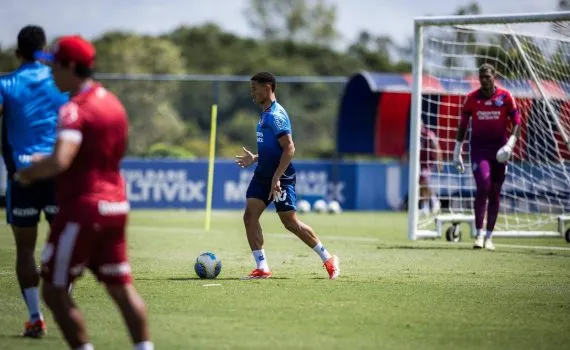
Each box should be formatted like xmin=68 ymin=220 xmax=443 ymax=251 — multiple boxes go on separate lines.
xmin=17 ymin=25 xmax=47 ymax=61
xmin=479 ymin=63 xmax=496 ymax=76
xmin=251 ymin=72 xmax=276 ymax=92
xmin=58 ymin=60 xmax=93 ymax=79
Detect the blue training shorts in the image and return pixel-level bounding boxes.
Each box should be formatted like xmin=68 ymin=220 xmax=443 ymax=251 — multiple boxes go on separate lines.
xmin=6 ymin=178 xmax=58 ymax=227
xmin=246 ymin=176 xmax=296 ymax=212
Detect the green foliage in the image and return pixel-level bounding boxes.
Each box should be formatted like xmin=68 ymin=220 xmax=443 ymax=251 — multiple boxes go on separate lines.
xmin=143 ymin=142 xmax=196 ymax=158
xmin=0 ymin=0 xmax=417 ymax=159
xmin=244 ymin=0 xmax=338 ymax=47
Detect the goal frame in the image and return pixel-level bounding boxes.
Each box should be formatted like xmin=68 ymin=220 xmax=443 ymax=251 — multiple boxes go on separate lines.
xmin=408 ymin=11 xmax=570 ymax=241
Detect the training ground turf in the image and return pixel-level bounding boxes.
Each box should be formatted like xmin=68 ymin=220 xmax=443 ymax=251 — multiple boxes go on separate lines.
xmin=0 ymin=210 xmax=569 ymax=349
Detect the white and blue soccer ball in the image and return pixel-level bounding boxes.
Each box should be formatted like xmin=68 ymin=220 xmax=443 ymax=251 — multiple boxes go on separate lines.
xmin=313 ymin=199 xmax=328 ymax=213
xmin=327 ymin=200 xmax=342 ymax=214
xmin=194 ymin=252 xmax=222 ymax=279
xmin=297 ymin=199 xmax=311 ymax=214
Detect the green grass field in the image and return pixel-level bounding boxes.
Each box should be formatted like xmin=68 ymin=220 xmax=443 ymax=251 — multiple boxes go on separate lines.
xmin=1 ymin=210 xmax=569 ymax=349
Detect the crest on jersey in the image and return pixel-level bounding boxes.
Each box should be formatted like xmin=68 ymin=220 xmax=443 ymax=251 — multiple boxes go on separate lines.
xmin=494 ymin=96 xmax=504 ymax=107
xmin=273 ymin=113 xmax=288 ymax=131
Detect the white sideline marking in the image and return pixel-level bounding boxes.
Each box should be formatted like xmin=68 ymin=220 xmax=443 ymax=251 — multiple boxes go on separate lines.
xmin=129 ymin=225 xmax=570 ymax=252
xmin=202 ymin=283 xmax=222 ymax=287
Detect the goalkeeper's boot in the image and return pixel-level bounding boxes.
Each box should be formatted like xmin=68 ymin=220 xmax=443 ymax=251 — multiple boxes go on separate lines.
xmin=484 ymin=238 xmax=495 ymax=251
xmin=473 ymin=235 xmax=485 ymax=249
xmin=324 ymin=255 xmax=340 ymax=280
xmin=23 ymin=319 xmax=46 ymax=338
xmin=243 ymin=269 xmax=272 ymax=280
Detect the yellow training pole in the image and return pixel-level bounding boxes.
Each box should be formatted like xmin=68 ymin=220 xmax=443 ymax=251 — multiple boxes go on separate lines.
xmin=204 ymin=104 xmax=218 ymax=231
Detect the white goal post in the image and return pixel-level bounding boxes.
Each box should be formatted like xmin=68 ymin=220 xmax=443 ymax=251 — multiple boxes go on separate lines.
xmin=408 ymin=12 xmax=570 ymax=241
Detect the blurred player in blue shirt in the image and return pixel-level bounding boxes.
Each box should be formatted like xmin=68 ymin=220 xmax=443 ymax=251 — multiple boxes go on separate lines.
xmin=0 ymin=25 xmax=68 ymax=337
xmin=235 ymin=72 xmax=340 ymax=280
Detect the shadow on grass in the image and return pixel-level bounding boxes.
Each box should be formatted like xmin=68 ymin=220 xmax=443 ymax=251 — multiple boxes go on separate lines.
xmin=376 ymin=244 xmax=570 ymax=258
xmin=136 ymin=276 xmax=291 ymax=281
xmin=0 ymin=333 xmax=63 ymax=342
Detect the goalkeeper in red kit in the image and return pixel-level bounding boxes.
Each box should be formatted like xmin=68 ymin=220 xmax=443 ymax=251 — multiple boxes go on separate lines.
xmin=453 ymin=64 xmax=521 ymax=251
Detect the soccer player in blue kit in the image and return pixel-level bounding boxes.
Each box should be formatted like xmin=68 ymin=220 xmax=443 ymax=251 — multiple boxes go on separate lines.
xmin=0 ymin=25 xmax=68 ymax=337
xmin=235 ymin=72 xmax=340 ymax=280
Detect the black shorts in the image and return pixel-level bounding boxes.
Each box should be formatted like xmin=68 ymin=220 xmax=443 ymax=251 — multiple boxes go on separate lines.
xmin=6 ymin=179 xmax=57 ymax=227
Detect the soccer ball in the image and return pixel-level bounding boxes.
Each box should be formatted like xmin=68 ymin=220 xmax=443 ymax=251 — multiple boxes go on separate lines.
xmin=297 ymin=199 xmax=311 ymax=213
xmin=194 ymin=252 xmax=222 ymax=279
xmin=313 ymin=199 xmax=327 ymax=213
xmin=327 ymin=200 xmax=342 ymax=214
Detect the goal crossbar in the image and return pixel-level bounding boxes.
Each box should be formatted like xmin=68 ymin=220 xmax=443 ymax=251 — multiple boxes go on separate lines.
xmin=414 ymin=11 xmax=570 ymax=27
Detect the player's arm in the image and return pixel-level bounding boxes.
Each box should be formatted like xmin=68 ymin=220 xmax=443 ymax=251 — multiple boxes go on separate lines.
xmin=271 ymin=113 xmax=294 ymax=180
xmin=456 ymin=97 xmax=471 ymax=143
xmin=497 ymin=92 xmax=522 ymax=163
xmin=453 ymin=96 xmax=473 ymax=173
xmin=429 ymin=131 xmax=443 ymax=172
xmin=15 ymin=135 xmax=81 ymax=184
xmin=15 ymin=102 xmax=82 ymax=185
xmin=235 ymin=147 xmax=258 ymax=168
xmin=274 ymin=134 xmax=295 ymax=179
xmin=453 ymin=96 xmax=472 ymax=172
xmin=506 ymin=92 xmax=522 ymax=144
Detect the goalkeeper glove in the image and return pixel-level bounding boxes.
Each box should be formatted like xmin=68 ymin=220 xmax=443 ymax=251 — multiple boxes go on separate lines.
xmin=453 ymin=141 xmax=465 ymax=173
xmin=496 ymin=135 xmax=516 ymax=163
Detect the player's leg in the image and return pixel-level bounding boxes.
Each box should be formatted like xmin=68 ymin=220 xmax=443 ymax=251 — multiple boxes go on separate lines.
xmin=106 ymin=284 xmax=152 ymax=350
xmin=471 ymin=157 xmax=492 ymax=249
xmin=40 ymin=220 xmax=92 ymax=349
xmin=7 ymin=180 xmax=46 ymax=337
xmin=40 ymin=179 xmax=71 ymax=295
xmin=483 ymin=161 xmax=507 ymax=251
xmin=427 ymin=166 xmax=440 ymax=214
xmin=95 ymin=220 xmax=153 ymax=350
xmin=42 ymin=282 xmax=90 ymax=349
xmin=419 ymin=167 xmax=439 ymax=215
xmin=242 ymin=178 xmax=271 ymax=279
xmin=276 ymin=183 xmax=339 ymax=279
xmin=419 ymin=172 xmax=430 ymax=216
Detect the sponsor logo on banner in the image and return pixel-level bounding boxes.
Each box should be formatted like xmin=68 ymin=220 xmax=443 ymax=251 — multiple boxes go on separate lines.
xmin=296 ymin=170 xmax=345 ymax=202
xmin=122 ymin=169 xmax=205 ymax=203
xmin=223 ymin=170 xmax=346 ymax=204
xmin=224 ymin=171 xmax=254 ymax=202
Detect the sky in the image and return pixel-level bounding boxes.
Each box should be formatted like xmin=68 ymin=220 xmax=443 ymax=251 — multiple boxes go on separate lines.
xmin=0 ymin=0 xmax=558 ymax=49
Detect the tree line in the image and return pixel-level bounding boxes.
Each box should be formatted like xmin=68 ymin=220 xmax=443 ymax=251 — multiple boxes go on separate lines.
xmin=0 ymin=0 xmax=566 ymax=159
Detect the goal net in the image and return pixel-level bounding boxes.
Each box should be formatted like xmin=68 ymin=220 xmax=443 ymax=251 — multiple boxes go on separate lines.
xmin=408 ymin=12 xmax=570 ymax=240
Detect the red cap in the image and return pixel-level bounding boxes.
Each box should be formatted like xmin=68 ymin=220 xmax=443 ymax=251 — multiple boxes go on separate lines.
xmin=41 ymin=35 xmax=96 ymax=68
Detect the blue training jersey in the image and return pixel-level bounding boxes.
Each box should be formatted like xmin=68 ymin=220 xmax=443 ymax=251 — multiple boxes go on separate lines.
xmin=0 ymin=62 xmax=68 ymax=175
xmin=254 ymin=100 xmax=295 ymax=182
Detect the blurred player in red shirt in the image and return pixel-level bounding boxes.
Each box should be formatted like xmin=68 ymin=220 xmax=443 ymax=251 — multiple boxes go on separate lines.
xmin=419 ymin=123 xmax=443 ymax=215
xmin=15 ymin=36 xmax=153 ymax=350
xmin=453 ymin=63 xmax=521 ymax=251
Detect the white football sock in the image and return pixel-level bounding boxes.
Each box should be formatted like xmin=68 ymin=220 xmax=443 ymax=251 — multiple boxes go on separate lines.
xmin=135 ymin=341 xmax=154 ymax=350
xmin=477 ymin=229 xmax=484 ymax=238
xmin=74 ymin=343 xmax=94 ymax=350
xmin=430 ymin=195 xmax=439 ymax=207
xmin=421 ymin=200 xmax=430 ymax=214
xmin=312 ymin=241 xmax=332 ymax=262
xmin=252 ymin=249 xmax=269 ymax=271
xmin=23 ymin=287 xmax=43 ymax=322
